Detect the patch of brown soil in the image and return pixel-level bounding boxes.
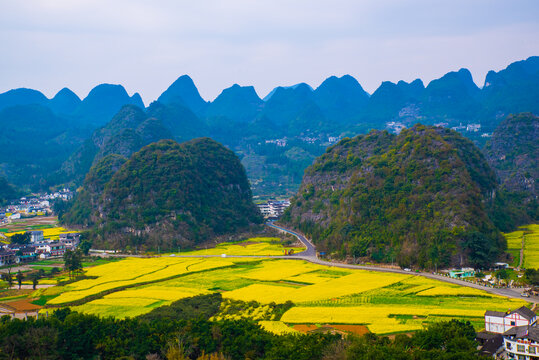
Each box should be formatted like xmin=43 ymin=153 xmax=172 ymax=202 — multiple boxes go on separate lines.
xmin=331 ymin=324 xmax=369 ymax=336
xmin=292 ymin=324 xmax=319 ymax=333
xmin=1 ymin=299 xmax=42 ymax=312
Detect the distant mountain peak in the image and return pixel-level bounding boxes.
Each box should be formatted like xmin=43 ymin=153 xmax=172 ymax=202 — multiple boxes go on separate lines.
xmin=263 ymin=82 xmax=314 ymax=101
xmin=206 ymin=84 xmax=263 ymax=122
xmin=0 ymin=88 xmax=49 ymax=111
xmin=131 ymin=92 xmax=145 ymax=109
xmin=425 ymin=68 xmax=480 ymax=99
xmin=50 ymin=87 xmax=81 ymax=115
xmin=157 ymin=75 xmax=208 ymax=115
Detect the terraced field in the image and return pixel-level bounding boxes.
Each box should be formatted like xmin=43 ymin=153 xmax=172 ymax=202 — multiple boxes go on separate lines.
xmin=504 ymin=224 xmax=539 ymax=269
xmin=37 ymin=238 xmax=530 ymax=335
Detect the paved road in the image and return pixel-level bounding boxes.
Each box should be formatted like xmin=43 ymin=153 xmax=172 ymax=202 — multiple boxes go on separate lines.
xmin=267 ymin=222 xmax=317 ymax=258
xmin=268 ymin=222 xmax=539 ymax=303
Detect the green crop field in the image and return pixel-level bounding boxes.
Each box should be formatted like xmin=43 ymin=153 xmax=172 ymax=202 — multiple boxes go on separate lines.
xmin=505 ymin=224 xmax=539 ymax=269
xmin=32 ymin=237 xmax=530 ymax=335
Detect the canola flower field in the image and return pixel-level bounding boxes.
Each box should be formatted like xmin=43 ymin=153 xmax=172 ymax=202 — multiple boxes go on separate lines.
xmin=36 ymin=238 xmax=530 ymax=335
xmin=179 ymin=237 xmax=305 ymax=256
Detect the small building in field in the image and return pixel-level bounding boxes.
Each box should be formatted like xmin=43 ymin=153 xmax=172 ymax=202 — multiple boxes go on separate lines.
xmin=449 ymin=267 xmax=475 ymax=278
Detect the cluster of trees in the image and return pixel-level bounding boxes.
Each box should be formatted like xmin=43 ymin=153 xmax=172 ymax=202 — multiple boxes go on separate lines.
xmin=63 ymin=249 xmax=83 ymax=279
xmin=9 ymin=232 xmax=30 ymax=245
xmin=1 ymin=267 xmax=52 ymax=290
xmin=0 ymin=293 xmax=488 ymax=359
xmin=282 ymin=126 xmax=504 ymax=268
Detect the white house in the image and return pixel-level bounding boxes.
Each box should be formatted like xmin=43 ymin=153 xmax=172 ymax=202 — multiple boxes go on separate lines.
xmin=485 ymin=307 xmax=537 ymax=334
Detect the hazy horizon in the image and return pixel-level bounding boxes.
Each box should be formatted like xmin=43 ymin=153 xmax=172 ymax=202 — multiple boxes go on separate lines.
xmin=1 ymin=0 xmax=538 ymax=104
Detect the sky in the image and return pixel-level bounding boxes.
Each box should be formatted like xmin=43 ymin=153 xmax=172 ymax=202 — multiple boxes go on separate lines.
xmin=1 ymin=0 xmax=538 ymax=105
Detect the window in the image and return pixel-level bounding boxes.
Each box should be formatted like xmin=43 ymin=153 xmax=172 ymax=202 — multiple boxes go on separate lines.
xmin=517 ymin=344 xmax=526 ymax=353
xmin=530 ymin=346 xmax=537 ymax=354
xmin=511 ymin=321 xmax=516 ymax=326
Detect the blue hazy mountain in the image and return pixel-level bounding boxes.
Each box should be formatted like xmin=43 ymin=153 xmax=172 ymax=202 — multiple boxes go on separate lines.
xmin=72 ymin=84 xmax=144 ymax=127
xmin=157 ymin=75 xmax=208 ymax=116
xmin=0 ymin=88 xmax=49 ymax=111
xmin=205 ymin=84 xmax=263 ymax=123
xmin=262 ymin=83 xmax=318 ymax=127
xmin=313 ymin=75 xmax=370 ymax=122
xmin=481 ymin=56 xmax=539 ymax=127
xmin=49 ymin=88 xmax=82 ymax=115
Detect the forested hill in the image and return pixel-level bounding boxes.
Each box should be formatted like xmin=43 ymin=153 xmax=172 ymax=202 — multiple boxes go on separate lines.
xmin=64 ymin=138 xmax=263 ymax=250
xmin=483 ymin=113 xmax=539 ymax=227
xmin=281 ymin=125 xmax=503 ymax=268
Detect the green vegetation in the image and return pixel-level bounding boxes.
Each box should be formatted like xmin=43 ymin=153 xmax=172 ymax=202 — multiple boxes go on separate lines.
xmin=282 ymin=125 xmax=502 ymax=268
xmin=0 ymin=176 xmax=18 ymax=205
xmin=0 ymin=302 xmax=491 ymax=359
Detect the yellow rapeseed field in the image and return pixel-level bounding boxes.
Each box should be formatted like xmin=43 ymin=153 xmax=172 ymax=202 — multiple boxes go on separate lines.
xmin=49 ymin=257 xmax=231 ymax=304
xmin=72 ymin=297 xmax=162 ymax=319
xmin=180 ymin=237 xmax=305 ymax=256
xmin=280 ymin=302 xmax=522 ymax=334
xmin=224 ymin=269 xmax=409 ymax=303
xmin=44 ymin=254 xmax=531 ymax=334
xmin=416 ymin=286 xmax=488 ymax=297
xmin=106 ymin=286 xmax=208 ymax=301
xmin=258 ymin=321 xmax=299 ymax=335
xmin=241 ymin=260 xmax=325 ymax=281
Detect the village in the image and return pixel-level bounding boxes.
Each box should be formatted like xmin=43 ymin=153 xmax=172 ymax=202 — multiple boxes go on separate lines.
xmin=0 ymin=230 xmax=81 ymax=266
xmin=0 ymin=188 xmax=73 ymax=225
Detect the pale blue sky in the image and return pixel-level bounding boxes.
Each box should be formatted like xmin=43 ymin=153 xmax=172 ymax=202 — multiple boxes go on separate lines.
xmin=1 ymin=0 xmax=538 ymax=104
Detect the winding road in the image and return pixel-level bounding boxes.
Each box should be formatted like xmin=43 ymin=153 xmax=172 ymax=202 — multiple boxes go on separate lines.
xmin=267 ymin=222 xmax=539 ymax=303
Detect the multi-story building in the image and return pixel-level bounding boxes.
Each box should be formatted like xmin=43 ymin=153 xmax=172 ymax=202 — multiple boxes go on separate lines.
xmin=503 ymin=325 xmax=539 ymax=359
